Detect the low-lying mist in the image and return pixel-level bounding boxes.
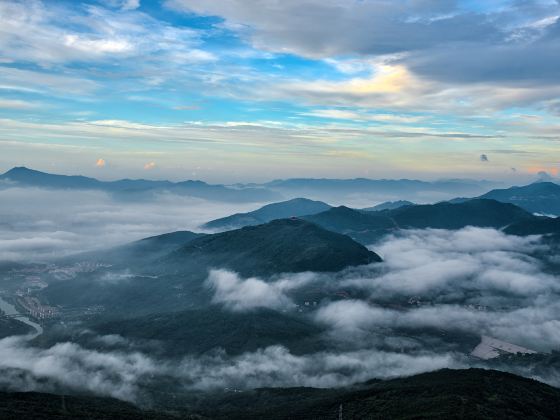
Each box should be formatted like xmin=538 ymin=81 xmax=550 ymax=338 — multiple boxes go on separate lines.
xmin=1 ymin=189 xmax=559 ymax=406
xmin=0 ymin=186 xmax=260 ymax=262
xmin=3 ymin=229 xmax=558 ymax=402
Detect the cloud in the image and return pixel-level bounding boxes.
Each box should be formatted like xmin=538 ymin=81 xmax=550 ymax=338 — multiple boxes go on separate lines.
xmin=143 ymin=161 xmax=156 ymax=170
xmin=0 ymin=335 xmax=158 ymax=402
xmin=166 ymin=0 xmax=497 ymax=59
xmin=103 ymin=0 xmax=141 ymax=11
xmin=0 ymin=186 xmax=258 ymax=261
xmin=0 ymin=99 xmax=39 ymax=110
xmin=537 ymin=170 xmax=554 ymax=181
xmin=177 ymin=345 xmax=460 ymax=390
xmin=96 ymin=158 xmax=106 ymax=167
xmin=0 ymin=334 xmax=460 ymax=401
xmin=0 ymin=1 xmax=204 ymax=66
xmin=311 ymin=227 xmax=560 ymax=352
xmin=164 ymin=0 xmax=560 ymax=112
xmin=480 ymin=154 xmax=489 ymax=162
xmin=206 ymin=269 xmax=314 ymax=311
xmin=1 ymin=225 xmax=560 ymax=401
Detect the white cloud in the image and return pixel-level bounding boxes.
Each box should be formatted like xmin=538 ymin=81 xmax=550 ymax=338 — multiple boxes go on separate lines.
xmin=0 ymin=187 xmax=259 ymax=261
xmin=0 ymin=99 xmax=39 ymax=110
xmin=206 ymin=269 xmax=314 ymax=311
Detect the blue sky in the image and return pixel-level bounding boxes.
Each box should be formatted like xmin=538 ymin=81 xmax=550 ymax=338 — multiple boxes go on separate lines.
xmin=0 ymin=0 xmax=559 ymax=182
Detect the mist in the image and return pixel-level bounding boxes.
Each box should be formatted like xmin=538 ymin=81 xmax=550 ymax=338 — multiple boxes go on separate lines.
xmin=0 ymin=186 xmax=260 ymax=262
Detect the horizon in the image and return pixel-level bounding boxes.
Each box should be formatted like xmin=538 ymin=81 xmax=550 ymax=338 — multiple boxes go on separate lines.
xmin=1 ymin=0 xmax=560 ymax=182
xmin=0 ymin=164 xmax=532 ymax=184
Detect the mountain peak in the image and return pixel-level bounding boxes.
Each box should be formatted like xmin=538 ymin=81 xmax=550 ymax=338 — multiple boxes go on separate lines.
xmin=172 ymin=217 xmax=381 ymax=276
xmin=203 ymin=197 xmax=331 ymax=230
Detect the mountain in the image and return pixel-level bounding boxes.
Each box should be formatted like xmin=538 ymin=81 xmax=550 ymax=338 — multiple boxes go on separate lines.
xmin=504 ymin=216 xmax=560 ymax=236
xmin=303 ymin=199 xmax=535 ymax=245
xmin=40 ymin=219 xmax=380 ymax=314
xmin=388 ymin=198 xmax=533 ymax=229
xmin=479 ymin=181 xmax=560 ymax=216
xmin=168 ymin=218 xmax=381 ymax=277
xmin=255 ymin=177 xmax=499 ymax=203
xmin=362 ymin=200 xmax=414 ymax=211
xmin=302 ymin=206 xmax=397 ymax=244
xmin=181 ymin=368 xmax=560 ymax=419
xmin=0 ymin=167 xmax=279 ymax=203
xmin=203 ymin=198 xmax=331 ymax=230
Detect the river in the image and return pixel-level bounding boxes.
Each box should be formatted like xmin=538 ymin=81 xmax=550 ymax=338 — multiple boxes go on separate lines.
xmin=0 ymin=296 xmax=43 ymax=336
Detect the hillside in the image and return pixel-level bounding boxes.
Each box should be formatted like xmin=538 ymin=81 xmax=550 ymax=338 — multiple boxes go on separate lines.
xmin=504 ymin=216 xmax=560 ymax=236
xmin=182 ymin=368 xmax=560 ymax=419
xmin=479 ymin=181 xmax=560 ymax=215
xmin=303 ymin=199 xmax=534 ymax=245
xmin=1 ymin=368 xmax=557 ymax=419
xmin=40 ymin=219 xmax=380 ymax=314
xmin=203 ymin=198 xmax=331 ymax=230
xmin=169 ymin=218 xmax=381 ymax=277
xmin=389 ymin=199 xmax=533 ymax=229
xmin=72 ymin=231 xmax=205 ymax=266
xmin=91 ymin=307 xmax=326 ymax=356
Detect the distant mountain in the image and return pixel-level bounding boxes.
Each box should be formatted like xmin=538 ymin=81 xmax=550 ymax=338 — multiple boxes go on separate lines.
xmin=0 ymin=167 xmax=279 ymax=203
xmin=304 ymin=199 xmax=534 ymax=244
xmin=183 ymin=368 xmax=560 ymax=419
xmin=255 ymin=177 xmax=499 ymax=203
xmin=168 ymin=218 xmax=381 ymax=277
xmin=362 ymin=200 xmax=415 ymax=211
xmin=479 ymin=181 xmax=560 ymax=216
xmin=203 ymin=198 xmax=331 ymax=230
xmin=264 ymin=178 xmax=496 ymax=195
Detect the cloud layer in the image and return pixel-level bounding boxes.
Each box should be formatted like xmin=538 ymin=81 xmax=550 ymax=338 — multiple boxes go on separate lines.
xmin=0 ymin=186 xmax=258 ymax=261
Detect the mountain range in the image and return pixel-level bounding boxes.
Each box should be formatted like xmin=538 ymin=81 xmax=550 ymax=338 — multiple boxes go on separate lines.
xmin=203 ymin=198 xmax=331 ymax=230
xmin=0 ymin=167 xmax=503 ymax=204
xmin=301 ymin=199 xmax=535 ymax=245
xmin=478 ymin=181 xmax=560 ymax=216
xmin=40 ymin=218 xmax=380 ymax=315
xmin=0 ymin=167 xmax=279 ymax=203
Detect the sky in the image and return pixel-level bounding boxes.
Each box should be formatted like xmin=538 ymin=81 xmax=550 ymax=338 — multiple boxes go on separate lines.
xmin=0 ymin=0 xmax=559 ymax=182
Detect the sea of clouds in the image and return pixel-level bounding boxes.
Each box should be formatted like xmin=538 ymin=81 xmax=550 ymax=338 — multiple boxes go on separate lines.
xmin=0 ymin=187 xmax=559 ymax=404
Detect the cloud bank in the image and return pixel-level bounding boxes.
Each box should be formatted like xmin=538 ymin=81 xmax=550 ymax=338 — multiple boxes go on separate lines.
xmin=0 ymin=186 xmax=258 ymax=262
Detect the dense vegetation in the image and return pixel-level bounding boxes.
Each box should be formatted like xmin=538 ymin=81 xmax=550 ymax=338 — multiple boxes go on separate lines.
xmin=184 ymin=368 xmax=560 ymax=419
xmin=2 ymin=369 xmax=558 ymax=419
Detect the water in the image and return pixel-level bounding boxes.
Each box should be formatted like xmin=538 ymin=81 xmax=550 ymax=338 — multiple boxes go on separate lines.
xmin=0 ymin=296 xmax=43 ymax=336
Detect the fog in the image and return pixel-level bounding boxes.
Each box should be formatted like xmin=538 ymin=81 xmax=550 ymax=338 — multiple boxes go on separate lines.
xmin=1 ymin=188 xmax=559 ymax=406
xmin=0 ymin=334 xmax=462 ymax=403
xmin=206 ymin=269 xmax=316 ymax=311
xmin=0 ymin=186 xmax=259 ymax=262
